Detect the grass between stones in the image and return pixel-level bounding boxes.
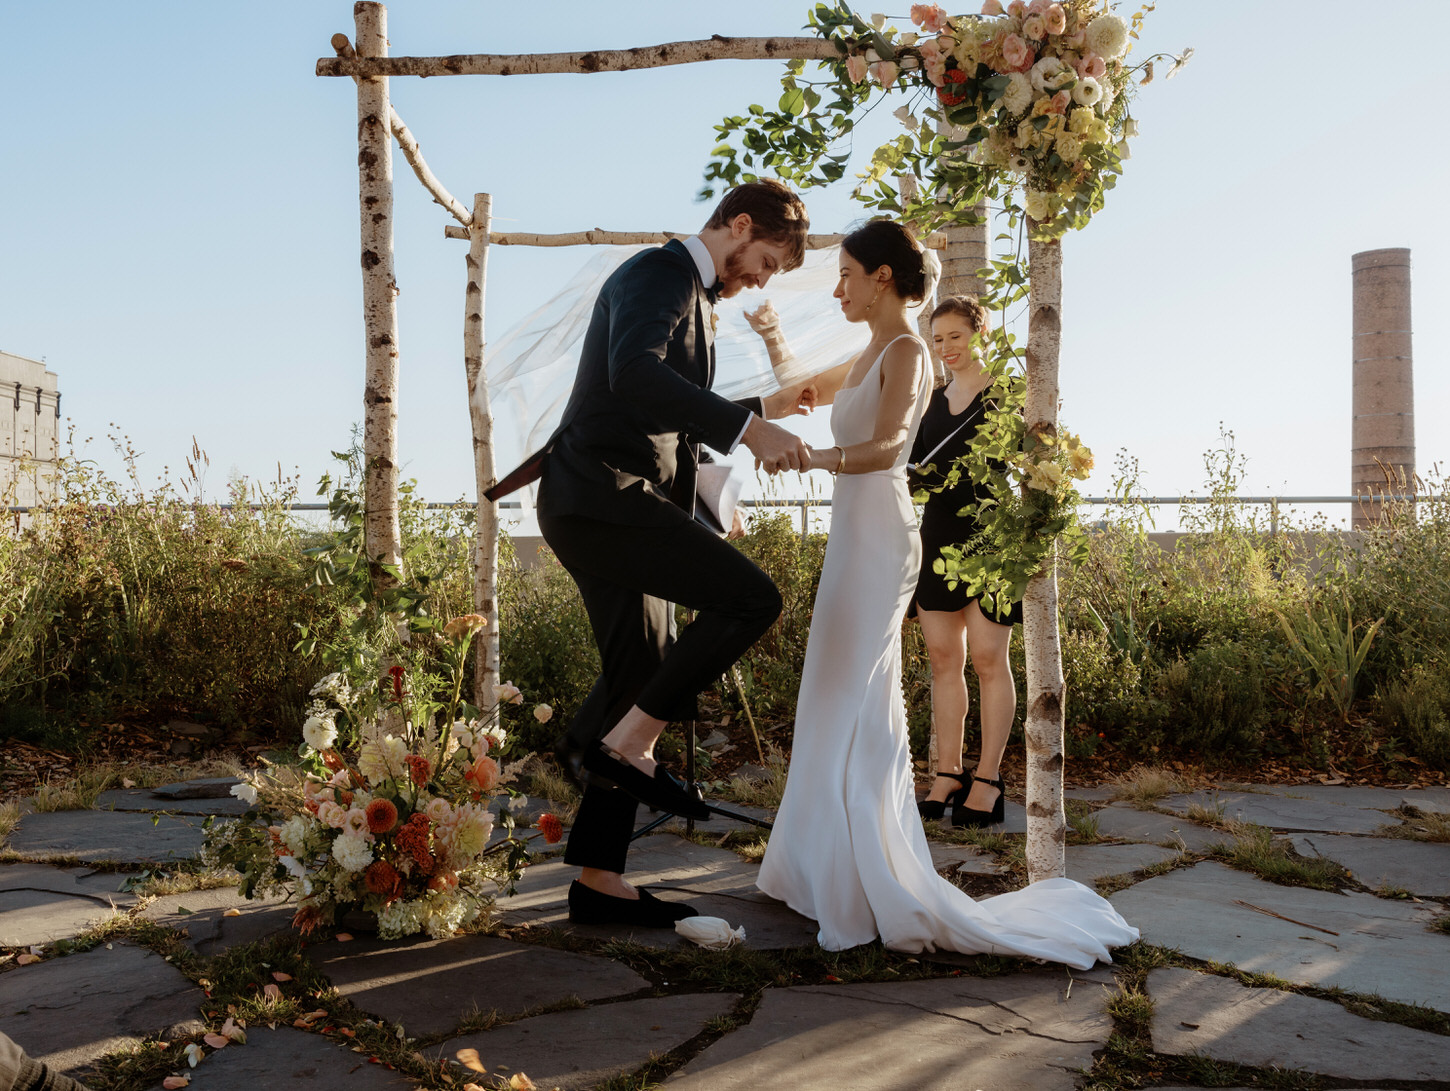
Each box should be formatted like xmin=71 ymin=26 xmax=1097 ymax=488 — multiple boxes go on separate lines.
xmin=1067 ymin=798 xmax=1106 ymax=844
xmin=1105 ymin=766 xmax=1191 ymax=808
xmin=1207 ymin=823 xmax=1349 ymax=891
xmin=682 ymin=827 xmax=770 ymax=859
xmin=0 ymin=800 xmax=18 ymax=841
xmin=27 ymin=759 xmax=245 ymax=813
xmin=718 ymin=747 xmax=789 ymax=810
xmin=1382 ymin=805 xmax=1450 ymax=843
xmin=1083 ymin=939 xmax=1450 ymax=1090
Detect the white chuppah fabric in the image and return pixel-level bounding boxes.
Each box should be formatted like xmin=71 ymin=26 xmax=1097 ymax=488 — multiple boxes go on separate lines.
xmin=479 ymin=245 xmax=862 ymax=505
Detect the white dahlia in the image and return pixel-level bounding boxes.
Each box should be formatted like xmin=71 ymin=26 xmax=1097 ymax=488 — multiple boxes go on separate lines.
xmin=1085 ymin=13 xmax=1128 ymax=60
xmin=331 ymin=832 xmax=374 ymax=873
xmin=1002 ymin=71 xmax=1033 ymax=115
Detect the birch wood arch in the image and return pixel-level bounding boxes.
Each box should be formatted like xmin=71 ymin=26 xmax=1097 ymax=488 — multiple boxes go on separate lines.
xmin=319 ymin=1 xmax=1070 ymax=880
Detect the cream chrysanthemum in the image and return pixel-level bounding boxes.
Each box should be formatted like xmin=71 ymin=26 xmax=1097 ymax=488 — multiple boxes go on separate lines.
xmin=1085 ymin=13 xmax=1128 ymax=60
xmin=302 ymin=713 xmax=337 ymax=753
xmin=331 ymin=832 xmax=374 ymax=873
xmin=1002 ymin=71 xmax=1033 ymax=115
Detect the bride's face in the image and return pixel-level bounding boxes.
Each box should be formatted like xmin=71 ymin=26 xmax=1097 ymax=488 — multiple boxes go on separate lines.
xmin=932 ymin=313 xmax=983 ymax=375
xmin=833 ymin=251 xmax=888 ymax=324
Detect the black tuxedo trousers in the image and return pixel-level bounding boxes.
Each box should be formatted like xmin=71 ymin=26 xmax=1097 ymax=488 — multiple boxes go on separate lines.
xmin=539 ymin=509 xmax=781 ymax=873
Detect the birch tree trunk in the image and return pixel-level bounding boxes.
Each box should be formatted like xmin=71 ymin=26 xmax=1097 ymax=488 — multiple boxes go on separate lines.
xmin=465 ymin=193 xmax=501 ymax=717
xmin=354 ymin=1 xmax=402 ymax=594
xmin=1023 ymin=232 xmax=1067 ymax=883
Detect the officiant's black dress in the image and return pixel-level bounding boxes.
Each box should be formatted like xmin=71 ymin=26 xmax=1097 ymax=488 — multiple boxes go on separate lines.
xmin=908 ymin=385 xmax=1023 ymax=626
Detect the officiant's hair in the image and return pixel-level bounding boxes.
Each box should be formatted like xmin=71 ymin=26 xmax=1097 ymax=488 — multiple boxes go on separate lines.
xmin=931 ymin=295 xmax=990 ymax=335
xmin=704 ymin=180 xmax=810 ymax=271
xmin=842 ymin=220 xmax=928 ymax=302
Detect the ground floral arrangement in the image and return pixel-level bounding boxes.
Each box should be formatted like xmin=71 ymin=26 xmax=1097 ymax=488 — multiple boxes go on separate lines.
xmin=205 ymin=615 xmax=563 ymax=940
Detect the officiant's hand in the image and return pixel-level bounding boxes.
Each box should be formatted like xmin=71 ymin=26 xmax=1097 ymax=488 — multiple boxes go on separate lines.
xmin=743 ymin=415 xmax=810 ymax=475
xmin=763 ymin=378 xmax=818 ymax=419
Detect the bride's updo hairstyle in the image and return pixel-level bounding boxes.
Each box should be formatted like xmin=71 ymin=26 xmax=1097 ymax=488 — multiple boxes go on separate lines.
xmin=842 ymin=219 xmax=929 ymax=303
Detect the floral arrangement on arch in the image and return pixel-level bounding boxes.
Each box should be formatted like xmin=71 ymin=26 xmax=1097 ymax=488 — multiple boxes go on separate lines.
xmin=206 ymin=615 xmax=563 ymax=941
xmin=703 ymin=1 xmax=1188 ymax=238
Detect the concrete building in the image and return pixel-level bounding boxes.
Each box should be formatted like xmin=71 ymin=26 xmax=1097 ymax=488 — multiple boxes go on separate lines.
xmin=0 ymin=350 xmax=61 ymax=509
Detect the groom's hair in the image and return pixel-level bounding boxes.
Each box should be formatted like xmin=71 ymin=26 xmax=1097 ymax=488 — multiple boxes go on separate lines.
xmin=703 ymin=180 xmax=809 ymax=271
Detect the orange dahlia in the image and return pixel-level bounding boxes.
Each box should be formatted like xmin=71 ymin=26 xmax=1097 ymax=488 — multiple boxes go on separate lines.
xmin=365 ymin=798 xmax=399 ymax=835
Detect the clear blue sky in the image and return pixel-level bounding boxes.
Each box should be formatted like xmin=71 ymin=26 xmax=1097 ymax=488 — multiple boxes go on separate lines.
xmin=3 ymin=2 xmax=1447 ymax=529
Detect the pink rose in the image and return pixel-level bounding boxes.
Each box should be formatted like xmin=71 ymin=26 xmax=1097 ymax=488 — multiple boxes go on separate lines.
xmin=1049 ymin=89 xmax=1071 ymax=114
xmin=911 ymin=3 xmax=951 ymax=33
xmin=1007 ymin=1 xmax=1027 ymax=18
xmin=1022 ymin=13 xmax=1045 ymax=39
xmin=845 ymin=53 xmax=869 ymax=83
xmin=1076 ymin=51 xmax=1107 ymax=79
xmin=1028 ymin=0 xmax=1050 ymax=14
xmin=1045 ymin=3 xmax=1067 ymax=35
xmin=981 ymin=0 xmax=1004 ymax=13
xmin=1068 ymin=27 xmax=1086 ymax=47
xmin=1002 ymin=33 xmax=1034 ymax=71
xmin=869 ymin=59 xmax=900 ymax=87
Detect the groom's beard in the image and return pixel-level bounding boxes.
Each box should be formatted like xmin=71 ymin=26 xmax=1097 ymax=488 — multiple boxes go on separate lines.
xmin=715 ymin=238 xmax=756 ymax=298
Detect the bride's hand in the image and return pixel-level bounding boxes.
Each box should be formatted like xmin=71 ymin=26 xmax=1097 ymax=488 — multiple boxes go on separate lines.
xmin=762 ymin=377 xmax=818 ymax=419
xmin=743 ymin=300 xmax=780 ymax=336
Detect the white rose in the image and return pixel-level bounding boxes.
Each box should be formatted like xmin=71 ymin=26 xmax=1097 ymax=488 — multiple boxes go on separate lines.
xmin=1115 ymin=139 xmax=1132 ymax=160
xmin=1029 ymin=55 xmax=1067 ymax=93
xmin=1072 ymin=76 xmax=1103 ymax=106
xmin=1123 ymin=117 xmax=1140 ymax=138
xmin=1023 ymin=189 xmax=1052 ymax=221
xmin=229 ymin=781 xmax=258 ymax=805
xmin=302 ymin=713 xmax=337 ymax=753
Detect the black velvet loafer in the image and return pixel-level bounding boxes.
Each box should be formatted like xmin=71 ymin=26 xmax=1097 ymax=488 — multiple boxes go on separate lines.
xmin=567 ymin=880 xmax=699 ymax=928
xmin=580 ymin=741 xmax=710 ymax=820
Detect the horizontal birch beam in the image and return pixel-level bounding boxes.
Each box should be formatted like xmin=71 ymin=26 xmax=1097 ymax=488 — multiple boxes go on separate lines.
xmin=333 ymin=34 xmax=473 ymax=227
xmin=442 ymin=227 xmax=948 ymax=249
xmin=317 ymin=36 xmax=840 ymax=79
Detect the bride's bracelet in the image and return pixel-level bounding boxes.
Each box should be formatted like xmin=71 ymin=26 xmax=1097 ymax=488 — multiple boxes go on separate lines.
xmin=832 ymin=446 xmax=845 ymax=475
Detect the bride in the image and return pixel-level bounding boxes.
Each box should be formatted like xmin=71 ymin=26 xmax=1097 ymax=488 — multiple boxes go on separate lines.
xmin=750 ymin=219 xmax=1137 ymax=968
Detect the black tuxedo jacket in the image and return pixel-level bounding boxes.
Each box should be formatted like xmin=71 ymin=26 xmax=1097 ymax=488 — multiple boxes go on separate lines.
xmin=515 ymin=240 xmax=762 ymax=528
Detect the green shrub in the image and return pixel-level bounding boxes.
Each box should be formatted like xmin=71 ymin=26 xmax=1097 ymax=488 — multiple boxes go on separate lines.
xmin=1152 ymin=641 xmax=1270 ymax=755
xmin=496 ymin=535 xmax=599 ymax=752
xmin=1379 ymin=662 xmax=1450 ymax=764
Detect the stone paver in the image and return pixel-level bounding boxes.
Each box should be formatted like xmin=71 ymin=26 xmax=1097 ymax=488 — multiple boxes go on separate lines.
xmin=143 ymin=1027 xmax=415 ymax=1090
xmin=139 ymin=887 xmax=295 ymax=955
xmin=499 ymin=833 xmax=819 ymax=949
xmin=1400 ymin=787 xmax=1450 ymax=814
xmin=928 ymin=841 xmax=1003 ymax=875
xmin=7 ymin=810 xmax=208 ymax=864
xmin=434 ymin=993 xmax=738 ymax=1091
xmin=95 ymin=788 xmax=254 ymax=817
xmin=1110 ymin=861 xmax=1450 ymax=1011
xmin=1254 ymin=784 xmax=1408 ymax=810
xmin=1065 ymin=843 xmax=1182 ymax=887
xmin=1149 ymin=967 xmax=1450 ymax=1081
xmin=1288 ymin=833 xmax=1450 ymax=897
xmin=1064 ymin=785 xmax=1119 ymax=803
xmin=666 ymin=969 xmax=1114 ymax=1091
xmin=1090 ymin=804 xmax=1228 ymax=852
xmin=1158 ymin=791 xmax=1389 ymax=834
xmin=0 ymin=862 xmax=136 ymax=946
xmin=0 ymin=943 xmax=204 ymax=1076
xmin=151 ymin=777 xmax=241 ymax=800
xmin=307 ymin=932 xmax=650 ymax=1037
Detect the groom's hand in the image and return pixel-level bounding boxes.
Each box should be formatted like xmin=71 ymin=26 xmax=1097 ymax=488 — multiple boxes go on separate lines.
xmin=743 ymin=415 xmax=810 ymax=475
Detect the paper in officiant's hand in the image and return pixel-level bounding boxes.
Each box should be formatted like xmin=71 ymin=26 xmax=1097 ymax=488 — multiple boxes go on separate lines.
xmin=675 ymin=915 xmax=746 ymax=949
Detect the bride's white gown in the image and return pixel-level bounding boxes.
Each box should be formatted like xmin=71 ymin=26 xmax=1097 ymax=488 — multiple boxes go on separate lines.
xmin=756 ymin=334 xmax=1139 ymax=968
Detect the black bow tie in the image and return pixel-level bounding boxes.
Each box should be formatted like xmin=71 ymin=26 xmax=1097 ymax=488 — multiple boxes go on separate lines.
xmin=706 ymin=282 xmax=722 ymax=306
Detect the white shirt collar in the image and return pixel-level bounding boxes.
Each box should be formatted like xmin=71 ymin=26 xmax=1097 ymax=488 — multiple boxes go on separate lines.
xmin=682 ymin=235 xmax=717 ymax=294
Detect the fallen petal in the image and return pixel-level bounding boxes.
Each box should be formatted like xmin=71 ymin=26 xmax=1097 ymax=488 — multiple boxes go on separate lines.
xmin=262 ymin=984 xmax=282 ymax=1002
xmin=203 ymin=1034 xmax=229 ymax=1049
xmin=16 ymin=954 xmax=40 ymax=966
xmin=334 ymin=932 xmax=354 ymax=942
xmin=162 ymin=1077 xmax=190 ymax=1089
xmin=455 ymin=1047 xmax=486 ymax=1073
xmin=222 ymin=908 xmax=242 ymax=917
xmin=271 ymin=971 xmax=293 ymax=982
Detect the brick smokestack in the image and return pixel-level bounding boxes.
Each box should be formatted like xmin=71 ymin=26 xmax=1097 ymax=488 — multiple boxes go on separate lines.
xmin=1351 ymin=248 xmax=1415 ymax=528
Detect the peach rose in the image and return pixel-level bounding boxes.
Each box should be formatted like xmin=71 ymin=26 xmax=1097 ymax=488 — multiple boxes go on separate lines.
xmin=910 ymin=3 xmax=950 ymax=33
xmin=1002 ymin=33 xmax=1034 ymax=71
xmin=845 ymin=53 xmax=869 ymax=83
xmin=467 ymin=756 xmax=500 ymax=793
xmin=981 ymin=0 xmax=1004 ymax=13
xmin=1049 ymin=89 xmax=1071 ymax=114
xmin=1022 ymin=13 xmax=1045 ymax=39
xmin=1044 ymin=3 xmax=1067 ymax=35
xmin=1007 ymin=0 xmax=1027 ymax=17
xmin=1076 ymin=52 xmax=1107 ymax=79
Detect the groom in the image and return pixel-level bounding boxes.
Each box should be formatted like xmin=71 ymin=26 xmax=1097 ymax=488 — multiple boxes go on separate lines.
xmin=493 ymin=180 xmax=813 ymax=927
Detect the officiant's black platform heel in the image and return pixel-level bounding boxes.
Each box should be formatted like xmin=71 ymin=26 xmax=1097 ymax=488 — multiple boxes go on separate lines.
xmin=917 ymin=771 xmax=969 ymax=821
xmin=952 ymin=774 xmax=1005 ymax=828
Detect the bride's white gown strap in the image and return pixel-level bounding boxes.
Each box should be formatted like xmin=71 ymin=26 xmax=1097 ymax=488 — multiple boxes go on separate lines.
xmin=756 ymin=333 xmax=1138 ymax=968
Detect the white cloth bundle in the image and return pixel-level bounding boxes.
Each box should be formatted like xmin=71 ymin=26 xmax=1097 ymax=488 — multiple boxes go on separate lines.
xmin=675 ymin=915 xmax=746 ymax=949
